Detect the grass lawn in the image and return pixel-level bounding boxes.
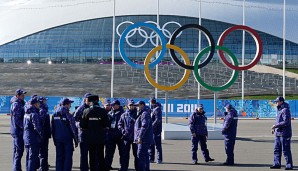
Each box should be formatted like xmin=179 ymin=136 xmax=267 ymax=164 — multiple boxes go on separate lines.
xmin=286 ymin=68 xmax=298 ymax=74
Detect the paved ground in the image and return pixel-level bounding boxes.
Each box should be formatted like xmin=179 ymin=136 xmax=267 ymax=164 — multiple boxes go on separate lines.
xmin=1 ymin=115 xmax=298 ymax=171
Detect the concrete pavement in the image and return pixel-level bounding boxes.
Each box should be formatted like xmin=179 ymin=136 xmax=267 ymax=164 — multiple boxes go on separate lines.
xmin=1 ymin=115 xmax=298 ymax=171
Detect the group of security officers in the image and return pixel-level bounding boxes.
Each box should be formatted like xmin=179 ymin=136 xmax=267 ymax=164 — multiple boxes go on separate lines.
xmin=73 ymin=95 xmax=163 ymax=171
xmin=11 ymin=89 xmax=51 ymax=171
xmin=189 ymin=103 xmax=239 ymax=166
xmin=10 ymin=87 xmax=292 ymax=170
xmin=188 ymin=96 xmax=293 ymax=170
xmin=10 ymin=89 xmax=163 ymax=171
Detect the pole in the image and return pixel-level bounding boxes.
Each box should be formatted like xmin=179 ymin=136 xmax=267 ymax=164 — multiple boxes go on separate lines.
xmin=198 ymin=0 xmax=202 ymax=99
xmin=214 ymin=92 xmax=217 ymax=124
xmin=165 ymin=92 xmax=168 ymax=124
xmin=155 ymin=0 xmax=159 ymax=99
xmin=111 ymin=0 xmax=116 ymax=98
xmin=282 ymin=0 xmax=286 ymax=99
xmin=241 ymin=0 xmax=245 ymax=101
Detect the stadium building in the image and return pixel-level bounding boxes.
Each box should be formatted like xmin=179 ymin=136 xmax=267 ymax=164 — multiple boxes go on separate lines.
xmin=0 ymin=0 xmax=297 ymax=65
xmin=0 ymin=0 xmax=297 ymax=98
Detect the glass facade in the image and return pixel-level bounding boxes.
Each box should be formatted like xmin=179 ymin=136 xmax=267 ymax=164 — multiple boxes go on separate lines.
xmin=0 ymin=15 xmax=297 ymax=66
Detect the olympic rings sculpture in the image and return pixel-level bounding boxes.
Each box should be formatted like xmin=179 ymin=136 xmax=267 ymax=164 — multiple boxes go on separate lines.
xmin=119 ymin=22 xmax=263 ymax=92
xmin=117 ymin=21 xmax=182 ymax=48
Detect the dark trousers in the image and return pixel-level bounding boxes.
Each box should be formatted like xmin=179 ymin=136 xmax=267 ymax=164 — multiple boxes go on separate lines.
xmin=191 ymin=135 xmax=210 ymax=161
xmin=273 ymin=136 xmax=293 ymax=168
xmin=224 ymin=136 xmax=236 ymax=164
xmin=89 ymin=143 xmax=105 ymax=171
xmin=80 ymin=142 xmax=89 ymax=171
xmin=122 ymin=140 xmax=138 ymax=171
xmin=149 ymin=133 xmax=163 ymax=162
xmin=39 ymin=138 xmax=49 ymax=171
xmin=104 ymin=135 xmax=125 ymax=169
xmin=137 ymin=143 xmax=150 ymax=171
xmin=55 ymin=141 xmax=74 ymax=171
xmin=25 ymin=144 xmax=40 ymax=171
xmin=12 ymin=135 xmax=24 ymax=171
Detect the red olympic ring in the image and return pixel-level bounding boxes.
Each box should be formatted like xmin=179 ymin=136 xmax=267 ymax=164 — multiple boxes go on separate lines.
xmin=217 ymin=25 xmax=263 ymax=71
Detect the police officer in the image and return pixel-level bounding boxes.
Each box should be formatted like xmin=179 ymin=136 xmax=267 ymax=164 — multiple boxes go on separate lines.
xmin=23 ymin=97 xmax=43 ymax=171
xmin=222 ymin=103 xmax=238 ymax=166
xmin=148 ymin=97 xmax=163 ymax=164
xmin=74 ymin=93 xmax=91 ymax=171
xmin=51 ymin=98 xmax=78 ymax=171
xmin=188 ymin=104 xmax=214 ymax=164
xmin=118 ymin=99 xmax=138 ymax=171
xmin=80 ymin=95 xmax=109 ymax=171
xmin=11 ymin=89 xmax=27 ymax=171
xmin=270 ymin=96 xmax=293 ymax=170
xmin=134 ymin=101 xmax=153 ymax=171
xmin=104 ymin=99 xmax=112 ymax=112
xmin=105 ymin=100 xmax=125 ymax=170
xmin=38 ymin=97 xmax=51 ymax=171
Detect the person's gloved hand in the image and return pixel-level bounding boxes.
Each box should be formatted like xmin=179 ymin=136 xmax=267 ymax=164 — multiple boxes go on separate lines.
xmin=192 ymin=133 xmax=196 ymax=137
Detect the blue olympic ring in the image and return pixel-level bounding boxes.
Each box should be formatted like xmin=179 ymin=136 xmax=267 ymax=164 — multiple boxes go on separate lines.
xmin=119 ymin=22 xmax=167 ymax=69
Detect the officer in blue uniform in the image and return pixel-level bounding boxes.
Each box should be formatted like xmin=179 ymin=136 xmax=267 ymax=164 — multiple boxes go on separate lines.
xmin=74 ymin=93 xmax=91 ymax=171
xmin=270 ymin=96 xmax=293 ymax=170
xmin=38 ymin=97 xmax=51 ymax=171
xmin=222 ymin=103 xmax=238 ymax=166
xmin=105 ymin=100 xmax=125 ymax=170
xmin=118 ymin=99 xmax=138 ymax=171
xmin=104 ymin=99 xmax=112 ymax=112
xmin=134 ymin=101 xmax=153 ymax=171
xmin=148 ymin=97 xmax=163 ymax=164
xmin=23 ymin=97 xmax=43 ymax=171
xmin=189 ymin=104 xmax=214 ymax=164
xmin=80 ymin=95 xmax=110 ymax=171
xmin=11 ymin=89 xmax=27 ymax=171
xmin=51 ymin=98 xmax=78 ymax=171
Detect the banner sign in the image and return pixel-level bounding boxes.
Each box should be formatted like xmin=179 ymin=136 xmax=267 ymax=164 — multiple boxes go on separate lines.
xmin=1 ymin=96 xmax=297 ymax=118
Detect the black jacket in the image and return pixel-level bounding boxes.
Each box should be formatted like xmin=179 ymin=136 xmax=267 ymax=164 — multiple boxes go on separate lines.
xmin=80 ymin=102 xmax=109 ymax=144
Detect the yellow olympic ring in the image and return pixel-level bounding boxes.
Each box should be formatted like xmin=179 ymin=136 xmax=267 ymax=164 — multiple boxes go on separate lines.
xmin=144 ymin=44 xmax=191 ymax=91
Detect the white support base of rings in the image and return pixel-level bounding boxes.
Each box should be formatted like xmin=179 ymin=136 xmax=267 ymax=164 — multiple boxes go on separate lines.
xmin=162 ymin=123 xmax=223 ymax=140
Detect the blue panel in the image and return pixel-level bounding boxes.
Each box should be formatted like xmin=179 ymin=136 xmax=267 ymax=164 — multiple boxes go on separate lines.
xmin=1 ymin=96 xmax=298 ymax=118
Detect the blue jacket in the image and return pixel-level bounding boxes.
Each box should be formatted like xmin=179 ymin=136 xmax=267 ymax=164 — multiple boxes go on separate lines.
xmin=23 ymin=106 xmax=43 ymax=145
xmin=118 ymin=108 xmax=137 ymax=141
xmin=222 ymin=108 xmax=238 ymax=138
xmin=189 ymin=109 xmax=208 ymax=136
xmin=74 ymin=103 xmax=89 ymax=142
xmin=51 ymin=106 xmax=78 ymax=144
xmin=274 ymin=102 xmax=292 ymax=137
xmin=10 ymin=97 xmax=25 ymax=137
xmin=151 ymin=102 xmax=162 ymax=134
xmin=107 ymin=107 xmax=124 ymax=137
xmin=40 ymin=103 xmax=51 ymax=139
xmin=134 ymin=106 xmax=153 ymax=144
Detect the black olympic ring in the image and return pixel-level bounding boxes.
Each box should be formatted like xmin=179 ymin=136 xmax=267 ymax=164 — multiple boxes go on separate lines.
xmin=169 ymin=24 xmax=215 ymax=70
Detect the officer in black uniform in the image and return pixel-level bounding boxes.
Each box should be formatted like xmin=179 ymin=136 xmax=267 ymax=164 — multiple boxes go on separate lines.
xmin=80 ymin=95 xmax=110 ymax=171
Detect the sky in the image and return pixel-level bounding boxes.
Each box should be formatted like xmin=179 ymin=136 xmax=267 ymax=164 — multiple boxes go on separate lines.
xmin=0 ymin=0 xmax=297 ymax=43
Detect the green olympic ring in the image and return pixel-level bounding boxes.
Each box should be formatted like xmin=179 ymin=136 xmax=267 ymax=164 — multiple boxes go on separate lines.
xmin=193 ymin=46 xmax=239 ymax=92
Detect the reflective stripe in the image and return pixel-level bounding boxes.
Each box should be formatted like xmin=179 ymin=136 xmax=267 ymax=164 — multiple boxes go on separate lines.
xmin=233 ymin=117 xmax=238 ymax=120
xmin=53 ymin=117 xmax=60 ymax=120
xmin=24 ymin=114 xmax=31 ymax=119
xmin=89 ymin=118 xmax=100 ymax=121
